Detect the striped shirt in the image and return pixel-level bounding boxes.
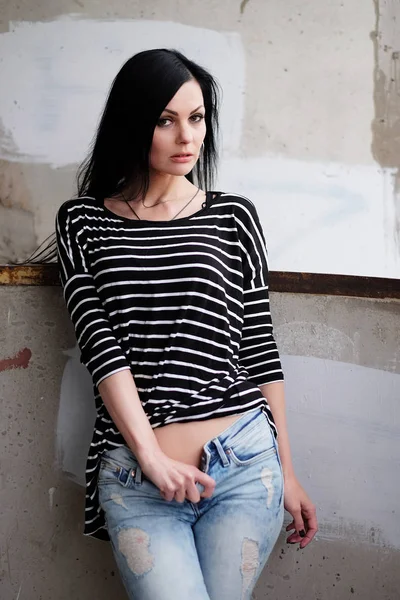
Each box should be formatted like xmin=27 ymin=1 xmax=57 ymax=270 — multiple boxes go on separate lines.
xmin=55 ymin=190 xmax=284 ymax=540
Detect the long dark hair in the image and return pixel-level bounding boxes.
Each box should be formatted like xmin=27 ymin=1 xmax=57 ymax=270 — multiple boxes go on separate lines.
xmin=22 ymin=48 xmax=221 ymax=264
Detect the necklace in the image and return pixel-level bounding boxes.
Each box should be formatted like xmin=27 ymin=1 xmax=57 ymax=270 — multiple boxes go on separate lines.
xmin=121 ymin=187 xmax=201 ymax=221
xmin=141 ymin=196 xmax=169 ymax=208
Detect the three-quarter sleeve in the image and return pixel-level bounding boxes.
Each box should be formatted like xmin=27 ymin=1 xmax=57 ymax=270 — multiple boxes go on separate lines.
xmin=55 ymin=202 xmax=131 ymax=388
xmin=236 ymin=198 xmax=284 ymax=387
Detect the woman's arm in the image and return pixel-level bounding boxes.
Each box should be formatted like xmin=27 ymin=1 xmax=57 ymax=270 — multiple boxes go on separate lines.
xmin=259 ymin=381 xmax=318 ymax=549
xmin=235 ymin=197 xmax=318 ymax=548
xmin=55 ymin=203 xmax=131 ymax=387
xmin=98 ymin=370 xmax=160 ymax=457
xmin=236 ymin=199 xmax=284 ymax=387
xmin=98 ymin=370 xmax=215 ymax=503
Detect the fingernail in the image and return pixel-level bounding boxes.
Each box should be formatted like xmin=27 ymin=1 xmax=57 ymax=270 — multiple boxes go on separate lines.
xmin=299 ymin=530 xmax=306 ymax=537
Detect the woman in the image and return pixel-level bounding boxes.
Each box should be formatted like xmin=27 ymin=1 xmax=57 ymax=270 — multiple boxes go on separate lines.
xmin=55 ymin=49 xmax=317 ymax=600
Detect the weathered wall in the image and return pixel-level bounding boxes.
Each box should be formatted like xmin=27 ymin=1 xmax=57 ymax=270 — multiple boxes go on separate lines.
xmin=1 ymin=286 xmax=399 ymax=599
xmin=1 ymin=1 xmax=399 ymax=599
xmin=0 ymin=1 xmax=399 ymax=276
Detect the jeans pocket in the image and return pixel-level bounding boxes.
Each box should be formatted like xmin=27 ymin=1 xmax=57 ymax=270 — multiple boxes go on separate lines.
xmin=98 ymin=461 xmax=129 ymax=486
xmin=97 ymin=452 xmax=139 ymax=487
xmin=226 ymin=418 xmax=277 ymax=466
xmin=227 ymin=444 xmax=277 ymax=466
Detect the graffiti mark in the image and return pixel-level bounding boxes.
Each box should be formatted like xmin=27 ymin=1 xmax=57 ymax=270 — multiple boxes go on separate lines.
xmin=0 ymin=347 xmax=32 ymax=372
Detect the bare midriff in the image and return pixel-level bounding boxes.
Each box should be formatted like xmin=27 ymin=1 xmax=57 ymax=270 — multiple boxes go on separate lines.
xmin=153 ymin=414 xmax=243 ymax=469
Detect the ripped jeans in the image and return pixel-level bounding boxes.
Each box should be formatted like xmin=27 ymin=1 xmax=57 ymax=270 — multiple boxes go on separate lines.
xmin=98 ymin=407 xmax=284 ymax=600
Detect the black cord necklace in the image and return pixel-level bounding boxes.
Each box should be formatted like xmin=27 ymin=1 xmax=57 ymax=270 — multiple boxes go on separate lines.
xmin=121 ymin=187 xmax=201 ymax=221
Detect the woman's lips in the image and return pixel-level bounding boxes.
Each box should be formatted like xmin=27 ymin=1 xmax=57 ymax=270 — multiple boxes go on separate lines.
xmin=170 ymin=154 xmax=194 ymax=163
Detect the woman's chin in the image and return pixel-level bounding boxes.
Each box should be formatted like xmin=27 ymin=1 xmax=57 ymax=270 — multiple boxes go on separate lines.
xmin=153 ymin=162 xmax=196 ymax=177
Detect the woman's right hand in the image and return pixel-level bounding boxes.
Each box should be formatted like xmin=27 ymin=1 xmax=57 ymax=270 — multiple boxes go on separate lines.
xmin=138 ymin=447 xmax=216 ymax=504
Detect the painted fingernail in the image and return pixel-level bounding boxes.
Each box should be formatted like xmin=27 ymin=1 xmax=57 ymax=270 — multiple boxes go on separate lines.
xmin=299 ymin=530 xmax=306 ymax=537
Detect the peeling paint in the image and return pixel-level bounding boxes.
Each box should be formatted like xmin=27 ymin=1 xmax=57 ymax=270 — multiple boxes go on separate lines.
xmin=261 ymin=467 xmax=274 ymax=508
xmin=117 ymin=528 xmax=154 ymax=576
xmin=0 ymin=347 xmax=31 ymax=372
xmin=111 ymin=493 xmax=128 ymax=510
xmin=240 ymin=538 xmax=259 ymax=599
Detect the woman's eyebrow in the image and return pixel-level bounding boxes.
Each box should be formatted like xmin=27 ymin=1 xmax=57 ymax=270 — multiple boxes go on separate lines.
xmin=162 ymin=105 xmax=204 ymax=116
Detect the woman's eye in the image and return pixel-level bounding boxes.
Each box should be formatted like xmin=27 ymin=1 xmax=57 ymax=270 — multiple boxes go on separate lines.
xmin=157 ymin=117 xmax=172 ymax=127
xmin=190 ymin=114 xmax=205 ymax=123
xmin=157 ymin=114 xmax=204 ymax=127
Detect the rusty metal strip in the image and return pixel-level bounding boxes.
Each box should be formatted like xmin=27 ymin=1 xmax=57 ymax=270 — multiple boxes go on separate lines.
xmin=0 ymin=265 xmax=399 ymax=298
xmin=269 ymin=271 xmax=400 ymax=299
xmin=0 ymin=265 xmax=59 ymax=286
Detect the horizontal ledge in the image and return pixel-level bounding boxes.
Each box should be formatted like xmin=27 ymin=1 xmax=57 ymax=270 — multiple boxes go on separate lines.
xmin=269 ymin=271 xmax=400 ymax=299
xmin=0 ymin=265 xmax=399 ymax=299
xmin=0 ymin=264 xmax=60 ymax=286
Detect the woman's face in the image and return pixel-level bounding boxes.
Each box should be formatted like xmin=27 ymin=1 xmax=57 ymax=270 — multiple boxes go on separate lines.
xmin=150 ymin=79 xmax=206 ymax=177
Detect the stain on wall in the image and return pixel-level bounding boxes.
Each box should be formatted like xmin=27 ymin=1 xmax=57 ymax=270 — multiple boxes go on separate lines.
xmin=0 ymin=347 xmax=31 ymax=372
xmin=371 ymin=0 xmax=400 ymax=250
xmin=240 ymin=0 xmax=251 ymax=15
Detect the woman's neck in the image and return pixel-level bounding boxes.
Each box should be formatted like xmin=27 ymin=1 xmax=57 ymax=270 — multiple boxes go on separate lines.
xmin=139 ymin=174 xmax=197 ymax=205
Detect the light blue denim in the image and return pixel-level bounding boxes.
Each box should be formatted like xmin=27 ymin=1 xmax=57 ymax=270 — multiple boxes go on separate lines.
xmin=98 ymin=407 xmax=284 ymax=600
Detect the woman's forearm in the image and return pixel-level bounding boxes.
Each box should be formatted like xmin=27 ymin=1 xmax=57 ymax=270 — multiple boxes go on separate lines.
xmin=98 ymin=370 xmax=217 ymax=501
xmin=98 ymin=369 xmax=160 ymax=458
xmin=259 ymin=381 xmax=296 ymax=479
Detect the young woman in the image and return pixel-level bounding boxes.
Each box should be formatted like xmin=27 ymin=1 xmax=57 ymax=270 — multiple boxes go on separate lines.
xmin=55 ymin=49 xmax=317 ymax=600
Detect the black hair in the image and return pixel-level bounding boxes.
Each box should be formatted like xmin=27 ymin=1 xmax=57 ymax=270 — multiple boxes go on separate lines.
xmin=21 ymin=48 xmax=221 ymax=264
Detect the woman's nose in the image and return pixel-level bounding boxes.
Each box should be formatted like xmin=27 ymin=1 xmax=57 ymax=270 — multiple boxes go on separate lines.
xmin=176 ymin=122 xmax=193 ymax=144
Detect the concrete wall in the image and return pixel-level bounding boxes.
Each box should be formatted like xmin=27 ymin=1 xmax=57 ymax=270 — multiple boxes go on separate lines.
xmin=0 ymin=1 xmax=399 ymax=277
xmin=1 ymin=1 xmax=399 ymax=598
xmin=1 ymin=285 xmax=399 ymax=599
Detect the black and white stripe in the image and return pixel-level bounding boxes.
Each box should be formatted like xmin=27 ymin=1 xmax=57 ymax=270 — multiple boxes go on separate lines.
xmin=55 ymin=191 xmax=284 ymax=540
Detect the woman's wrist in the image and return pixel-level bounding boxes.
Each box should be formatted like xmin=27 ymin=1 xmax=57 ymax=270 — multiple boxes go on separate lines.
xmin=282 ymin=464 xmax=296 ymax=481
xmin=133 ymin=439 xmax=165 ymax=467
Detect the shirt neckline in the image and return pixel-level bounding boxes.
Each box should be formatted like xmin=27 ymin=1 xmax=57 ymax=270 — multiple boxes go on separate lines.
xmin=100 ymin=190 xmax=216 ymax=225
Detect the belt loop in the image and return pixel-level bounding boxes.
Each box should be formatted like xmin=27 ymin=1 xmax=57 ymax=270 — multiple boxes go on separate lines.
xmin=213 ymin=437 xmax=229 ymax=467
xmin=134 ymin=463 xmax=143 ymax=484
xmin=200 ymin=446 xmax=211 ymax=473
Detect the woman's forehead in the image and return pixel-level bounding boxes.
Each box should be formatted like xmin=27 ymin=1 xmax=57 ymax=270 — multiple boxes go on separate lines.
xmin=163 ymin=80 xmax=204 ymax=113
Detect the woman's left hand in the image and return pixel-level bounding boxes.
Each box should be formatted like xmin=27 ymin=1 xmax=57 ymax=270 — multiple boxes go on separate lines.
xmin=283 ymin=475 xmax=318 ymax=548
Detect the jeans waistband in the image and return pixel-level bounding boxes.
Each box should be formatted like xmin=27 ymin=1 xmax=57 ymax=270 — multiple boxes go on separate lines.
xmin=101 ymin=407 xmax=268 ymax=477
